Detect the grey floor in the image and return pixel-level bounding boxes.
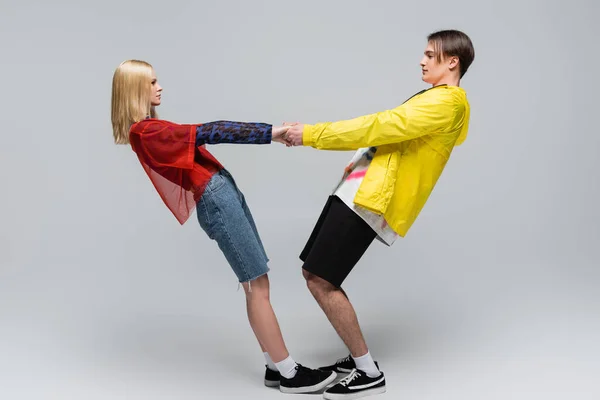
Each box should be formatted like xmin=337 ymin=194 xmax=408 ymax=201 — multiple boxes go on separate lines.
xmin=1 ymin=236 xmax=598 ymax=400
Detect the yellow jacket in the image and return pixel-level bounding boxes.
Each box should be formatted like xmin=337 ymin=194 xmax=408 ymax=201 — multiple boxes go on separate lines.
xmin=303 ymin=85 xmax=470 ymax=237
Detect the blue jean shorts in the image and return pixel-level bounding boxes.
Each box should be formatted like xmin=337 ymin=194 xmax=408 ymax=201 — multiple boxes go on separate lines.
xmin=196 ymin=169 xmax=270 ymax=283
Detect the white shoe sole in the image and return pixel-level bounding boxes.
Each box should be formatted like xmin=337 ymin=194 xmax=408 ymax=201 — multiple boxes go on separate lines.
xmin=323 ymin=386 xmax=386 ymax=400
xmin=264 ymin=379 xmax=279 ymax=387
xmin=280 ymin=371 xmax=337 ymax=394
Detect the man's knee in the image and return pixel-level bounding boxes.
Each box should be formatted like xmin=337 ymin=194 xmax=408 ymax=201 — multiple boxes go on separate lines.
xmin=302 ymin=269 xmax=335 ymax=295
xmin=302 ymin=268 xmax=312 ymax=281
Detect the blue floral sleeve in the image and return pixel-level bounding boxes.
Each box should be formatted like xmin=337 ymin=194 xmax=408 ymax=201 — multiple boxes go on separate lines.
xmin=196 ymin=121 xmax=272 ymax=146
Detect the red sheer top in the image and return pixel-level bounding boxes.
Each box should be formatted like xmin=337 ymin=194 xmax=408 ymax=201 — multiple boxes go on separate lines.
xmin=129 ymin=118 xmax=224 ymax=224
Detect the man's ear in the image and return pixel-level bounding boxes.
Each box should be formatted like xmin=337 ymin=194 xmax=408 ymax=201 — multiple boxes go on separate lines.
xmin=448 ymin=56 xmax=460 ymax=71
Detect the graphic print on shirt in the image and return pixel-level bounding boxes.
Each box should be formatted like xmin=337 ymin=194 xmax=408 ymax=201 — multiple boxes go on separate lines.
xmin=333 ymin=146 xmax=398 ymax=246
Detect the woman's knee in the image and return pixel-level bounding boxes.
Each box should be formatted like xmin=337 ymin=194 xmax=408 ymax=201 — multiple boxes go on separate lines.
xmin=243 ymin=273 xmax=270 ymax=298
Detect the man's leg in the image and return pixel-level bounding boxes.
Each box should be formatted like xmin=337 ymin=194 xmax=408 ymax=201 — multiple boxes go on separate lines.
xmin=302 ymin=269 xmax=368 ymax=357
xmin=302 ymin=267 xmax=386 ymax=400
xmin=299 ymin=196 xmax=387 ymax=398
xmin=298 ymin=196 xmax=380 ymax=377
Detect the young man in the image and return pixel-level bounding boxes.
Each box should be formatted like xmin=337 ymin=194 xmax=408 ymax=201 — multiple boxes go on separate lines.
xmin=283 ymin=29 xmax=475 ymax=399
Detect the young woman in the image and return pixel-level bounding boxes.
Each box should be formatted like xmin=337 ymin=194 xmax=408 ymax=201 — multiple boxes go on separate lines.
xmin=110 ymin=59 xmax=336 ymax=394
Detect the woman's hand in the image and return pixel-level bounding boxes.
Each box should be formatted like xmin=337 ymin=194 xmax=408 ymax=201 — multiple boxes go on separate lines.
xmin=282 ymin=122 xmax=304 ymax=146
xmin=272 ymin=125 xmax=293 ymax=146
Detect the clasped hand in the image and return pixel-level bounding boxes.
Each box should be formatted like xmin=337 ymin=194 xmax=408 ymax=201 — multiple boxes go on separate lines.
xmin=272 ymin=122 xmax=304 ymax=147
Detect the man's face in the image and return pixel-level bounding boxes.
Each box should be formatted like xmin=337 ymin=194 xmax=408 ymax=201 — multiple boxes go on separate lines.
xmin=420 ymin=41 xmax=457 ymax=85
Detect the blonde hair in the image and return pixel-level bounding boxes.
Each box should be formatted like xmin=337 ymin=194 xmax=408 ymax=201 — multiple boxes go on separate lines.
xmin=111 ymin=59 xmax=158 ymax=144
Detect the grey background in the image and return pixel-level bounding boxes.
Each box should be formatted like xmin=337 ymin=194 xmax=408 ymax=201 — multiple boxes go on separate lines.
xmin=1 ymin=0 xmax=598 ymax=399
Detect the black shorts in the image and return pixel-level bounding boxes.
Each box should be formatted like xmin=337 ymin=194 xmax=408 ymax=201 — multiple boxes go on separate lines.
xmin=300 ymin=196 xmax=376 ymax=288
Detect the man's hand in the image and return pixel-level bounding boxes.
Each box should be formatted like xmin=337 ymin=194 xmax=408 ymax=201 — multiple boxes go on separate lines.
xmin=282 ymin=122 xmax=304 ymax=146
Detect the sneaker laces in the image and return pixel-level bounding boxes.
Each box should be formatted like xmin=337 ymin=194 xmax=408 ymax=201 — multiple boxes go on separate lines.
xmin=339 ymin=369 xmax=362 ymax=386
xmin=295 ymin=364 xmax=311 ymax=374
xmin=336 ymin=355 xmax=351 ymax=364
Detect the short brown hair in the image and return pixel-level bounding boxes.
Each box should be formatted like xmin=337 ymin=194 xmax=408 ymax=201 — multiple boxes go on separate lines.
xmin=428 ymin=30 xmax=475 ymax=78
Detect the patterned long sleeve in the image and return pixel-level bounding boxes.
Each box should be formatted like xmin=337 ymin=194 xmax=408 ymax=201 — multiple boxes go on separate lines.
xmin=196 ymin=121 xmax=272 ymax=146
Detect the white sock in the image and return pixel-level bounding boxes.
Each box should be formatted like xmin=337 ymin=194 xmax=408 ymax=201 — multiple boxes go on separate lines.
xmin=275 ymin=355 xmax=298 ymax=379
xmin=352 ymin=351 xmax=380 ymax=378
xmin=264 ymin=352 xmax=277 ymax=371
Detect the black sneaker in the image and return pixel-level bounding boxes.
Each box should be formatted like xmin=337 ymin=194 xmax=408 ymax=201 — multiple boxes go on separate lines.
xmin=279 ymin=364 xmax=337 ymax=394
xmin=323 ymin=368 xmax=386 ymax=399
xmin=264 ymin=365 xmax=280 ymax=387
xmin=320 ymin=355 xmax=379 ymax=373
xmin=319 ymin=355 xmax=356 ymax=373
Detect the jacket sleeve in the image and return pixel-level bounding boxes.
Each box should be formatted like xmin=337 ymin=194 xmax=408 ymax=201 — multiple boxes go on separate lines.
xmin=302 ymin=90 xmax=459 ymax=150
xmin=196 ymin=121 xmax=272 ymax=146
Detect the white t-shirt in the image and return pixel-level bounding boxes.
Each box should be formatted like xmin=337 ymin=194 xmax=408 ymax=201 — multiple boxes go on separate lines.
xmin=332 ymin=147 xmax=398 ymax=246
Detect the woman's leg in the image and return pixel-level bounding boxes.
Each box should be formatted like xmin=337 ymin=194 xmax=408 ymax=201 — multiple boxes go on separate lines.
xmin=196 ymin=172 xmax=290 ymax=363
xmin=229 ymin=176 xmax=291 ymax=361
xmin=241 ymin=273 xmax=289 ymax=363
xmin=196 ymin=171 xmax=336 ymax=391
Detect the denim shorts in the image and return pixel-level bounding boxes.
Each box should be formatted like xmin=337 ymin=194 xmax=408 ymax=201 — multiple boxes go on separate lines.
xmin=196 ymin=169 xmax=270 ymax=283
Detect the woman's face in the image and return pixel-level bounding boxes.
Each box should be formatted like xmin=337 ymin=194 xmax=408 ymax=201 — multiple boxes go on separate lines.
xmin=150 ymin=72 xmax=162 ymax=106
